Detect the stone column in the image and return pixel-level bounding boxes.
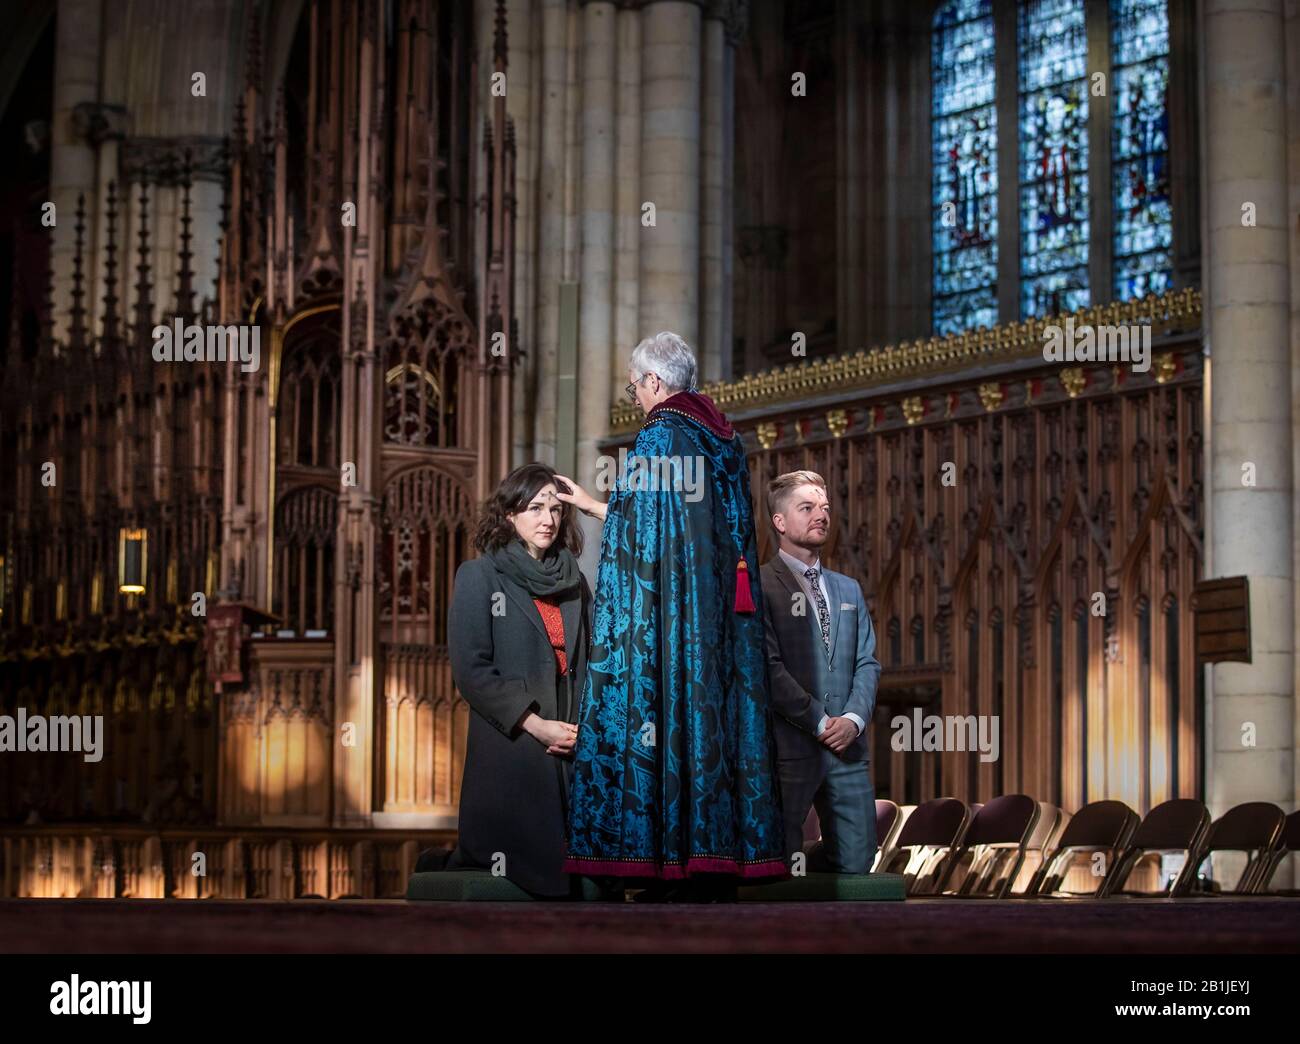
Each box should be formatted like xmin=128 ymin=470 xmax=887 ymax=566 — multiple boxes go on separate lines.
xmin=638 ymin=1 xmax=701 ymax=350
xmin=698 ymin=5 xmax=728 ymax=382
xmin=531 ymin=0 xmax=574 ymax=464
xmin=834 ymin=0 xmax=930 ymax=351
xmin=1286 ymin=0 xmax=1300 ymax=886
xmin=578 ymin=1 xmax=618 ymax=573
xmin=612 ymin=5 xmax=643 ymax=406
xmin=698 ymin=3 xmax=745 ymax=382
xmin=1204 ymin=0 xmax=1295 ymax=833
xmin=478 ymin=0 xmax=538 ymax=464
xmin=834 ymin=0 xmax=866 ymax=355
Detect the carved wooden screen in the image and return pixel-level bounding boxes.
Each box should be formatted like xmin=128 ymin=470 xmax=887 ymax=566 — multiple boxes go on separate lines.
xmin=380 ymin=282 xmax=476 ymax=451
xmin=278 ymin=335 xmax=341 ymax=469
xmin=377 ymin=465 xmax=473 ymax=813
xmin=0 ymin=643 xmax=213 ymax=825
xmin=383 ymin=341 xmax=461 ymax=448
xmin=273 ymin=485 xmax=338 ymax=635
xmin=744 ymin=347 xmax=1203 ymax=813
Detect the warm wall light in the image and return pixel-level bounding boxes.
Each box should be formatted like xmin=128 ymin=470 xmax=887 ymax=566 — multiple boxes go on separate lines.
xmin=118 ymin=528 xmax=148 ymax=594
xmin=0 ymin=553 xmax=6 ymax=619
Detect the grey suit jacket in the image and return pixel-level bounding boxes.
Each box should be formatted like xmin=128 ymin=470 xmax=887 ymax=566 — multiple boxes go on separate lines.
xmin=760 ymin=554 xmax=881 ymax=762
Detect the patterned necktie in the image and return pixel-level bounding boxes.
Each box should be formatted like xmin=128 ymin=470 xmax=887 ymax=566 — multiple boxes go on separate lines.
xmin=805 ymin=567 xmax=831 ymax=655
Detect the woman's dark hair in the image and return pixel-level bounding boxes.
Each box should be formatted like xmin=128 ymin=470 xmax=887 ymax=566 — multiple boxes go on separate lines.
xmin=473 ymin=462 xmax=584 ymax=556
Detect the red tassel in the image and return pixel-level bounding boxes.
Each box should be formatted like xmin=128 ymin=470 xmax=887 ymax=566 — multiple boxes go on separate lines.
xmin=733 ymin=555 xmax=756 ymax=614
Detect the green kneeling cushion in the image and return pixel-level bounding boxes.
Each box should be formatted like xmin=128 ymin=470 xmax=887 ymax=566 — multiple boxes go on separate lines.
xmin=737 ymin=871 xmax=906 ymax=901
xmin=407 ymin=869 xmax=905 ymax=901
xmin=406 ymin=870 xmax=609 ymax=901
xmin=406 ymin=870 xmax=533 ymax=901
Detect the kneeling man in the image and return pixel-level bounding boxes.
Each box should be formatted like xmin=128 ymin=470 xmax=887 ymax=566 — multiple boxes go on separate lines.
xmin=761 ymin=470 xmax=881 ymax=872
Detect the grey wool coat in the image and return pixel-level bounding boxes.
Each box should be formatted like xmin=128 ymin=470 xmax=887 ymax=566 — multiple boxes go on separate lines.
xmin=446 ymin=553 xmax=592 ymax=896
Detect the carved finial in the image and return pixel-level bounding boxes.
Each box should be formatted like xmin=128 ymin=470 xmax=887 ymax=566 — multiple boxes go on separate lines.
xmin=101 ymin=181 xmax=120 ymax=349
xmin=217 ymin=139 xmax=232 ymax=237
xmin=7 ymin=240 xmax=22 ymax=362
xmin=233 ymin=95 xmax=247 ymax=148
xmin=217 ymin=137 xmax=231 ymax=292
xmin=68 ymin=193 xmax=88 ymax=351
xmin=42 ymin=236 xmax=56 ymax=358
xmin=274 ymin=86 xmax=287 ymax=144
xmin=175 ymin=151 xmax=196 ymax=319
xmin=133 ymin=183 xmax=154 ymax=348
xmin=260 ymin=105 xmax=276 ymax=174
xmin=494 ymin=0 xmax=508 ymax=66
xmin=246 ymin=7 xmax=263 ymax=98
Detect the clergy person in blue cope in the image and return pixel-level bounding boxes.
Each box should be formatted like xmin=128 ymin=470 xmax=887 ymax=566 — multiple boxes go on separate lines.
xmin=760 ymin=470 xmax=881 ymax=873
xmin=554 ymin=331 xmax=788 ymax=901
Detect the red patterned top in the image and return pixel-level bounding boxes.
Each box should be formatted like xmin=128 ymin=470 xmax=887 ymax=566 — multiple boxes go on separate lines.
xmin=533 ymin=597 xmax=567 ymax=675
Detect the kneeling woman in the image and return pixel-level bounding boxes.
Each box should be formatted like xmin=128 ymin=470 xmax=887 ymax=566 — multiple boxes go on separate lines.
xmin=445 ymin=463 xmax=590 ymax=897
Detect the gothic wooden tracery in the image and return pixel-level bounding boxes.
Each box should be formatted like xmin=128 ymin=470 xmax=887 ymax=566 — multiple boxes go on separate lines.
xmin=377 ymin=464 xmax=473 ymax=816
xmin=726 ymin=305 xmax=1204 ymax=814
xmin=0 ymin=0 xmax=516 ymax=868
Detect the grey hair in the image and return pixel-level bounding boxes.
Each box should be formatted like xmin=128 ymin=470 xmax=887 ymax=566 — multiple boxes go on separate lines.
xmin=630 ymin=331 xmax=698 ymax=393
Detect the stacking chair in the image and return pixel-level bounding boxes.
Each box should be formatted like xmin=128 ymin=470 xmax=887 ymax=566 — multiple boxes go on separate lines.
xmin=943 ymin=794 xmax=1040 ymax=898
xmin=869 ymin=799 xmax=904 ymax=873
xmin=1050 ymin=808 xmax=1073 ymax=843
xmin=870 ymin=803 xmax=918 ymax=872
xmin=1186 ymin=802 xmax=1286 ymax=895
xmin=876 ymin=797 xmax=970 ymax=895
xmin=1256 ymin=811 xmax=1300 ymax=896
xmin=1106 ymin=799 xmax=1211 ymax=897
xmin=941 ymin=802 xmax=981 ymax=890
xmin=946 ymin=802 xmax=986 ymax=887
xmin=1032 ymin=800 xmax=1138 ymax=897
xmin=1009 ymin=802 xmax=1064 ymax=896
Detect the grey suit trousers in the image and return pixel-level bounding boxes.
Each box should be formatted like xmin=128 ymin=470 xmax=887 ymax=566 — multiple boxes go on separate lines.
xmin=780 ymin=748 xmax=877 ymax=874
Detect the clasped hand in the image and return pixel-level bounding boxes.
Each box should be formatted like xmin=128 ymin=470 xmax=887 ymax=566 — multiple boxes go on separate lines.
xmin=523 ymin=713 xmax=578 ymax=757
xmin=820 ymin=715 xmax=857 ymax=756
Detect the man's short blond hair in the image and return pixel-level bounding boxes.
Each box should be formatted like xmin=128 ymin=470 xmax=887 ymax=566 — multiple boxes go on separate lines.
xmin=766 ymin=470 xmax=827 ymax=523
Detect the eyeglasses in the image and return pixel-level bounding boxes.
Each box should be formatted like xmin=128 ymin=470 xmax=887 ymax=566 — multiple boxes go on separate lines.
xmin=625 ymin=372 xmax=653 ymax=403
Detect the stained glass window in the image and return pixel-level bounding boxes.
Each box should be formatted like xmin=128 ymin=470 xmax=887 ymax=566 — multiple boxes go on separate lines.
xmin=1018 ymin=0 xmax=1090 ymax=318
xmin=932 ymin=0 xmax=998 ymax=336
xmin=931 ymin=0 xmax=1178 ymax=326
xmin=1112 ymin=0 xmax=1171 ymax=300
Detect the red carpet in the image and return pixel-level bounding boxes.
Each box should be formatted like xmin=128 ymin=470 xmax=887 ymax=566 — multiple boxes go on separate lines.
xmin=3 ymin=896 xmax=1298 ymax=953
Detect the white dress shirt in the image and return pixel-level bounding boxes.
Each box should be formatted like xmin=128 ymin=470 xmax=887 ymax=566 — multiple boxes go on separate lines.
xmin=777 ymin=548 xmax=865 ymax=739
